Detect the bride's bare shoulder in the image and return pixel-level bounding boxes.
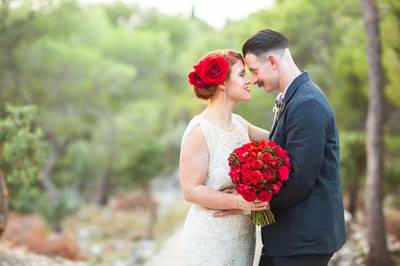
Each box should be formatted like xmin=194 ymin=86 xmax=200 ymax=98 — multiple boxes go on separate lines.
xmin=181 ymin=121 xmax=206 ymax=150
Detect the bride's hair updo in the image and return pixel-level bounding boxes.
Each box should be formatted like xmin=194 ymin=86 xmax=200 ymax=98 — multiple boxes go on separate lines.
xmin=187 ymin=49 xmax=244 ymax=100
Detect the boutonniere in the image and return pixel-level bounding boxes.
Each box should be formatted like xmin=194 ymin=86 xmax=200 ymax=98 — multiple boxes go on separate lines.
xmin=272 ymin=99 xmax=285 ymax=122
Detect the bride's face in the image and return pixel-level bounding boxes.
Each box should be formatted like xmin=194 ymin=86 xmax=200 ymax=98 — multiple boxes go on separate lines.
xmin=225 ymin=61 xmax=251 ymax=102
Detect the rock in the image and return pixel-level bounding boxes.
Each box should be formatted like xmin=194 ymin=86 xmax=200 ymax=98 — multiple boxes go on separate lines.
xmin=129 ymin=239 xmax=156 ymax=265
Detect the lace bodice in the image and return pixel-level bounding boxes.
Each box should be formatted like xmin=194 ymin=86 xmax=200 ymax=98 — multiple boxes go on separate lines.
xmin=180 ymin=114 xmax=256 ymax=266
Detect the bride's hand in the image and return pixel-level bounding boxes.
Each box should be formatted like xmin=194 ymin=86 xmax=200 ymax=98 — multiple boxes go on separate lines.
xmin=213 ymin=197 xmax=269 ymax=218
xmin=235 ymin=195 xmax=269 ymax=211
xmin=220 ymin=188 xmax=238 ymax=194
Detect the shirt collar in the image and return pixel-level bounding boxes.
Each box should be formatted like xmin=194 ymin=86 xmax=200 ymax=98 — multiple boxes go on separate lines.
xmin=275 ymin=72 xmax=302 ymax=101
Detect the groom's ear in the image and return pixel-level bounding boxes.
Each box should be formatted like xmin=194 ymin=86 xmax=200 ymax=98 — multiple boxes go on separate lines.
xmin=266 ymin=55 xmax=279 ymax=70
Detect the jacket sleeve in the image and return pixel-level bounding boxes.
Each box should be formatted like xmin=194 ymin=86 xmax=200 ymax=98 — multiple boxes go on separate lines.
xmin=270 ymin=98 xmax=327 ymax=213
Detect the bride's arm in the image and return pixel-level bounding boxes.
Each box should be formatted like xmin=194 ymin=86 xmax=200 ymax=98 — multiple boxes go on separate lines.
xmin=248 ymin=123 xmax=269 ymax=140
xmin=236 ymin=115 xmax=269 ymax=140
xmin=179 ymin=125 xmax=267 ymax=211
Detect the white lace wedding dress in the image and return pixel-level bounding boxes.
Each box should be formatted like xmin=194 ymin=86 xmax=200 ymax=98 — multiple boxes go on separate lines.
xmin=180 ymin=114 xmax=256 ymax=266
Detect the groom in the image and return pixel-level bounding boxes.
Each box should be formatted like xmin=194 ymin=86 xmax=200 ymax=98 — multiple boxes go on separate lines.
xmin=242 ymin=29 xmax=346 ymax=266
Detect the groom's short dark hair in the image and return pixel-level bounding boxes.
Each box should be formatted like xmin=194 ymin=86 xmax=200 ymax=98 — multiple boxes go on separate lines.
xmin=242 ymin=29 xmax=289 ymax=57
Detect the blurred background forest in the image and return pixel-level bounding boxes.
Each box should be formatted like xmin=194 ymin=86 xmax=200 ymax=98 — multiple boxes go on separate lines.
xmin=0 ymin=0 xmax=400 ymax=265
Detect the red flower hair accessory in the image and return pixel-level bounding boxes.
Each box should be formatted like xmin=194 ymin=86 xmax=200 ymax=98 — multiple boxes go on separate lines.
xmin=188 ymin=56 xmax=229 ymax=88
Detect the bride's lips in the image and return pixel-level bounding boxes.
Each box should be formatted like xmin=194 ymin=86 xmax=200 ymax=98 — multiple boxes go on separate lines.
xmin=244 ymin=87 xmax=250 ymax=93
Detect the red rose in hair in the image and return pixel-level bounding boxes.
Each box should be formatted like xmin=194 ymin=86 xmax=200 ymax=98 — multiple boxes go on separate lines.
xmin=196 ymin=56 xmax=229 ymax=86
xmin=188 ymin=71 xmax=206 ymax=88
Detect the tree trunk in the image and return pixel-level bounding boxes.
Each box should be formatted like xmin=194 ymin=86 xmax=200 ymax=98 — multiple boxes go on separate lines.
xmin=97 ymin=122 xmax=115 ymax=206
xmin=40 ymin=134 xmax=70 ymax=202
xmin=97 ymin=169 xmax=111 ymax=206
xmin=41 ymin=144 xmax=61 ymax=202
xmin=347 ymin=185 xmax=359 ymax=218
xmin=362 ymin=0 xmax=392 ymax=265
xmin=0 ymin=172 xmax=8 ymax=238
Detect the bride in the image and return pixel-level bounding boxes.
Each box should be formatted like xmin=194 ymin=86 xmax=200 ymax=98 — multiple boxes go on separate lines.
xmin=179 ymin=49 xmax=269 ymax=265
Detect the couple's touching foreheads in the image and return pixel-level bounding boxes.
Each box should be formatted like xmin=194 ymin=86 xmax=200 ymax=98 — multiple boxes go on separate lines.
xmin=179 ymin=29 xmax=345 ymax=266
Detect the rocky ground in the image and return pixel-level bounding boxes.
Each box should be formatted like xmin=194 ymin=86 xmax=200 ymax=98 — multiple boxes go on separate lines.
xmin=0 ymin=172 xmax=399 ymax=266
xmin=0 ymin=242 xmax=88 ymax=266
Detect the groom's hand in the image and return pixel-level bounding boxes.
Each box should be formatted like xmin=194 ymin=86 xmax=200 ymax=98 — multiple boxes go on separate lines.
xmin=213 ymin=209 xmax=242 ymax=218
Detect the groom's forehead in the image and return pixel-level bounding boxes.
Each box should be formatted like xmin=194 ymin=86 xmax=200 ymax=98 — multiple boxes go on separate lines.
xmin=245 ymin=54 xmax=260 ymax=65
xmin=245 ymin=60 xmax=259 ymax=71
xmin=247 ymin=66 xmax=257 ymax=72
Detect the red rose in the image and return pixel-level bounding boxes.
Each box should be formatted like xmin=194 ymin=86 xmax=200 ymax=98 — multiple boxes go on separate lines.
xmin=251 ymin=159 xmax=263 ymax=170
xmin=271 ymin=181 xmax=282 ymax=194
xmin=242 ymin=166 xmax=253 ymax=185
xmin=243 ymin=189 xmax=257 ymax=202
xmin=258 ymin=139 xmax=266 ymax=146
xmin=235 ymin=147 xmax=245 ymax=156
xmin=229 ymin=170 xmax=240 ymax=183
xmin=263 ymin=170 xmax=272 ymax=181
xmin=236 ymin=185 xmax=257 ymax=202
xmin=258 ymin=191 xmax=272 ymax=202
xmin=283 ymin=156 xmax=291 ymax=167
xmin=249 ymin=151 xmax=257 ymax=158
xmin=261 ymin=153 xmax=272 ymax=164
xmin=278 ymin=165 xmax=290 ymax=181
xmin=188 ymin=71 xmax=206 ymax=88
xmin=275 ymin=148 xmax=285 ymax=158
xmin=250 ymin=170 xmax=263 ymax=185
xmin=196 ymin=56 xmax=229 ymax=86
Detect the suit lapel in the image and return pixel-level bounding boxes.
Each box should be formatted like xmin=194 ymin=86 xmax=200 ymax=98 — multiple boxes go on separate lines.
xmin=269 ymin=72 xmax=310 ymax=139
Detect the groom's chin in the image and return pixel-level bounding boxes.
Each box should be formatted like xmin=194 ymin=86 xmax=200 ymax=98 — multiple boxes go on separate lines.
xmin=263 ymin=87 xmax=275 ymax=94
xmin=243 ymin=95 xmax=252 ymax=101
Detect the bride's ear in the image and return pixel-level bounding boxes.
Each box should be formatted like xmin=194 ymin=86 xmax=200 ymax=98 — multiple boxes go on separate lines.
xmin=217 ymin=82 xmax=227 ymax=91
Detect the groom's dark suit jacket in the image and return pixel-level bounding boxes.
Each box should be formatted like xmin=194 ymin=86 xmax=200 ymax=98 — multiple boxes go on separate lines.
xmin=263 ymin=72 xmax=345 ymax=256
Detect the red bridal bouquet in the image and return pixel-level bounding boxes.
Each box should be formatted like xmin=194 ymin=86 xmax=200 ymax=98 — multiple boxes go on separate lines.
xmin=228 ymin=139 xmax=290 ymax=226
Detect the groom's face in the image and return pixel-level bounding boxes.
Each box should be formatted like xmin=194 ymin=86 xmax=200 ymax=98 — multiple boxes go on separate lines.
xmin=244 ymin=53 xmax=279 ymax=93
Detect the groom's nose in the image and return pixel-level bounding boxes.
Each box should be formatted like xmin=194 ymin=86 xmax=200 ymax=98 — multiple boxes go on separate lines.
xmin=245 ymin=77 xmax=252 ymax=85
xmin=249 ymin=74 xmax=258 ymax=84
